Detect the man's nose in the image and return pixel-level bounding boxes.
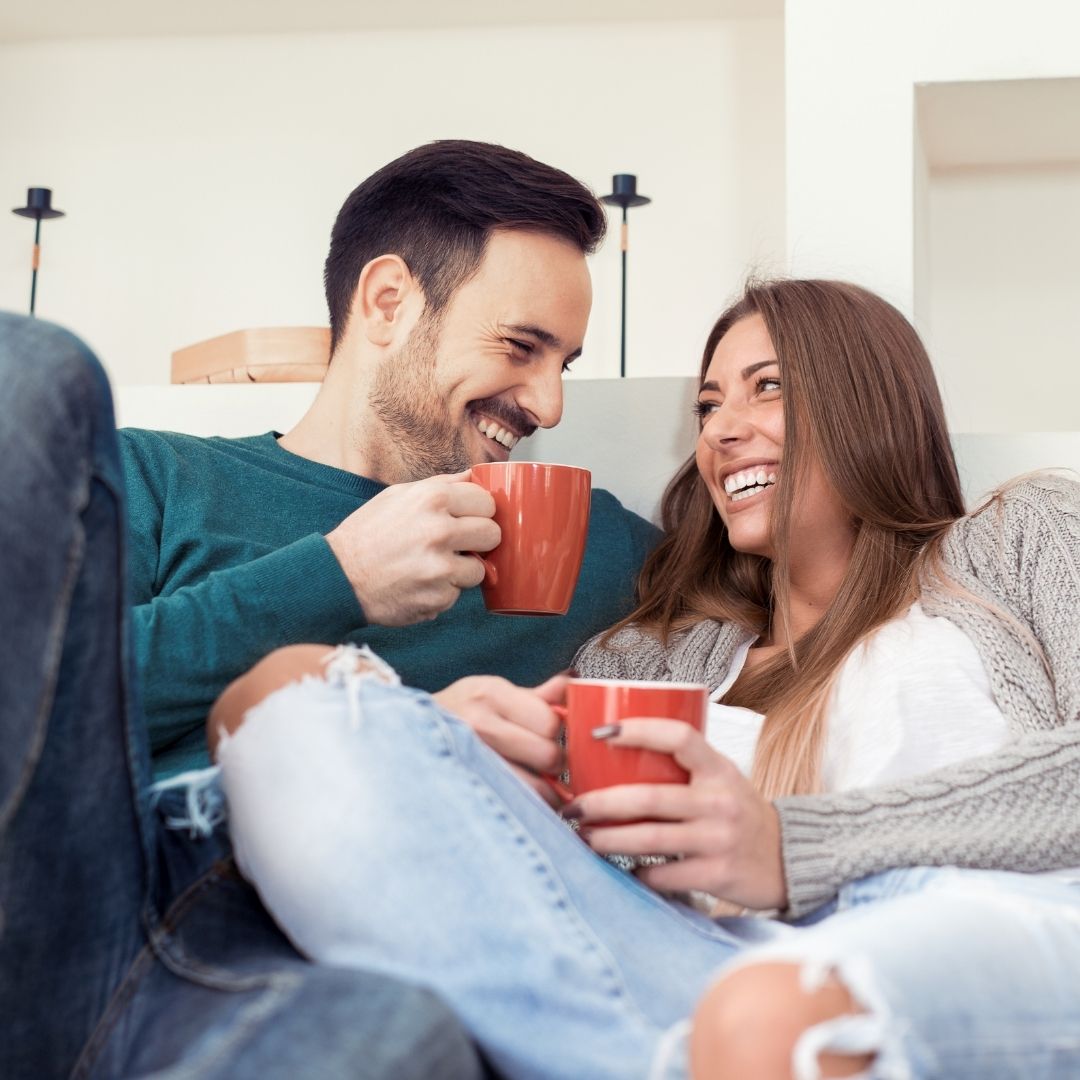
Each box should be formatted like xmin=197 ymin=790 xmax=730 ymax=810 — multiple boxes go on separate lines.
xmin=517 ymin=364 xmax=564 ymax=430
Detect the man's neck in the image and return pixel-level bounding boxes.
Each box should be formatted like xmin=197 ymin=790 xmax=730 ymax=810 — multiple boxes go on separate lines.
xmin=279 ymin=348 xmax=374 ymax=477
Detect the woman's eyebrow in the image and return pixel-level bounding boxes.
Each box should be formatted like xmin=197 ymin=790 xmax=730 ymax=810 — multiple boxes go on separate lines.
xmin=740 ymin=359 xmax=779 ymax=380
xmin=699 ymin=359 xmax=780 ymax=393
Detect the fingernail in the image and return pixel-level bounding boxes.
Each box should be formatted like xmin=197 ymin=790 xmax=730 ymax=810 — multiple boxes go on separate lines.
xmin=560 ymin=801 xmax=584 ymax=821
xmin=591 ymin=724 xmax=621 ymax=740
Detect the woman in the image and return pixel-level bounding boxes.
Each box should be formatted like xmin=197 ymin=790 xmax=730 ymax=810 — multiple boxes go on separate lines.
xmin=209 ymin=279 xmax=1080 ymax=1080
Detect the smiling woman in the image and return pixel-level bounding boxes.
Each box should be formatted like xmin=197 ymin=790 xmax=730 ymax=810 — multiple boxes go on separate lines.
xmin=210 ymin=278 xmax=1080 ymax=1080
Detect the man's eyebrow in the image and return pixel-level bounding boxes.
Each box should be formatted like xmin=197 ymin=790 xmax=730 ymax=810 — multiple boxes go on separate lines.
xmin=503 ymin=323 xmax=583 ymax=362
xmin=698 ymin=359 xmax=779 ymax=393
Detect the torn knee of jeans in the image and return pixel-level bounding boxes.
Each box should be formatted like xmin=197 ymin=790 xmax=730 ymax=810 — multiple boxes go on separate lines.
xmin=321 ymin=643 xmax=399 ymax=689
xmin=789 ymin=953 xmax=910 ymax=1080
xmin=321 ymin=644 xmax=400 ymax=730
xmin=712 ymin=949 xmax=911 ymax=1080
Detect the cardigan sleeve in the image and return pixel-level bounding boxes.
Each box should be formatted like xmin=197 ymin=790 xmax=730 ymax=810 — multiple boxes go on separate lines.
xmin=776 ymin=474 xmax=1080 ymax=917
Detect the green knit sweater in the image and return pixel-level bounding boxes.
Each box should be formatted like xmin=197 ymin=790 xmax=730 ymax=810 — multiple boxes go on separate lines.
xmin=120 ymin=429 xmax=659 ymax=780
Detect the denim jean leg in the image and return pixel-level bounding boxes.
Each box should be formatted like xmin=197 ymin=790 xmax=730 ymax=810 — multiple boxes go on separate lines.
xmin=0 ymin=314 xmax=154 ymax=1079
xmin=715 ymin=867 xmax=1080 ymax=1079
xmin=0 ymin=317 xmax=485 ymax=1080
xmin=221 ymin=676 xmax=752 ymax=1080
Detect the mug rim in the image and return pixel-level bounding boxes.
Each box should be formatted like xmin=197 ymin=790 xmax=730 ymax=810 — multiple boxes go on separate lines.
xmin=470 ymin=461 xmax=591 ymax=477
xmin=567 ymin=678 xmax=709 ymax=692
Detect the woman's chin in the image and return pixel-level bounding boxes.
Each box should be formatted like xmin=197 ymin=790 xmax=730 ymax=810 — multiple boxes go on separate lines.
xmin=724 ymin=525 xmax=773 ymax=559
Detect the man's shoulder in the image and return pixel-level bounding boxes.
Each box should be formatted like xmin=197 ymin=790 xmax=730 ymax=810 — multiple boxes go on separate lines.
xmin=119 ymin=428 xmax=274 ymax=475
xmin=119 ymin=427 xmax=270 ymax=456
xmin=588 ymin=487 xmax=661 ymax=541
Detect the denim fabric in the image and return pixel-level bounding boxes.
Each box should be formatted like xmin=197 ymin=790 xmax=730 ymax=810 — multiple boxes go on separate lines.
xmin=221 ymin=672 xmax=1080 ymax=1080
xmin=0 ymin=315 xmax=485 ymax=1080
xmin=220 ymin=676 xmax=771 ymax=1080
xmin=721 ymin=866 xmax=1080 ymax=1079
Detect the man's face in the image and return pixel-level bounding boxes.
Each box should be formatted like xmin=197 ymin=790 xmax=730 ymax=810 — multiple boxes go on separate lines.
xmin=367 ymin=229 xmax=592 ymax=484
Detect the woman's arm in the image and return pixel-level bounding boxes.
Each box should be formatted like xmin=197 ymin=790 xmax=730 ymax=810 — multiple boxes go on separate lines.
xmin=777 ymin=474 xmax=1080 ymax=916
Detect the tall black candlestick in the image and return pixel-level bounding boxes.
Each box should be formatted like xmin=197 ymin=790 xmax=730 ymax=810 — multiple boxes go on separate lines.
xmin=601 ymin=174 xmax=651 ymax=378
xmin=12 ymin=187 xmax=66 ymax=317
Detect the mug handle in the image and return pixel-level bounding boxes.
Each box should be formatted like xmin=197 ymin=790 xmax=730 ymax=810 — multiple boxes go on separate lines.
xmin=539 ymin=703 xmax=574 ymax=803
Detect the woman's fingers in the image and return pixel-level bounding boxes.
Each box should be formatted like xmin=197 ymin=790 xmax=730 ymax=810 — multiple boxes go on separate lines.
xmin=634 ymin=857 xmax=720 ymax=895
xmin=595 ymin=719 xmax=728 ymax=776
xmin=565 ymin=782 xmax=697 ymax=825
xmin=583 ymin=819 xmax=700 ymax=858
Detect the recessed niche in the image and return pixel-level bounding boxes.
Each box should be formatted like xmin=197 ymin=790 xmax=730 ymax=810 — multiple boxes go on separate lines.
xmin=914 ymin=77 xmax=1080 ymax=433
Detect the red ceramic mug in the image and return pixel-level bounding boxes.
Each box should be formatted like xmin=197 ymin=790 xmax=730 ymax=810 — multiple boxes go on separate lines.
xmin=469 ymin=462 xmax=591 ymax=616
xmin=557 ymin=679 xmax=709 ymax=798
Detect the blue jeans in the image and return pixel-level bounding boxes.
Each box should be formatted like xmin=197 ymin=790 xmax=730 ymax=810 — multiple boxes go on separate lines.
xmin=0 ymin=314 xmax=486 ymax=1079
xmin=219 ymin=670 xmax=1080 ymax=1079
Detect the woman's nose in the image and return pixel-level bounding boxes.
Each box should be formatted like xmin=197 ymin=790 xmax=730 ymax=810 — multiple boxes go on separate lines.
xmin=700 ymin=400 xmax=753 ymax=447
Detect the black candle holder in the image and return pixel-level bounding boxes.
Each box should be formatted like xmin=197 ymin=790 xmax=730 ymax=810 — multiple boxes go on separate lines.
xmin=12 ymin=187 xmax=66 ymax=316
xmin=601 ymin=174 xmax=651 ymax=378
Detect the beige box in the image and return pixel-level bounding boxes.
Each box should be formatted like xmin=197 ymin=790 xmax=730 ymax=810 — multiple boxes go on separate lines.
xmin=171 ymin=327 xmax=331 ymax=384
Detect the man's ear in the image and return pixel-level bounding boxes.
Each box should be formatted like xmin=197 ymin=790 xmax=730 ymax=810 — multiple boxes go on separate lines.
xmin=351 ymin=254 xmax=423 ymax=347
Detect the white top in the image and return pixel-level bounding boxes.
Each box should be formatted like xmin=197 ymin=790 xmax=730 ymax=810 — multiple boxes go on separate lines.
xmin=705 ymin=601 xmax=1010 ymax=791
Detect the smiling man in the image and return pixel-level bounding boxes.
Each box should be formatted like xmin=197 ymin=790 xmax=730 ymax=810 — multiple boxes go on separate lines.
xmin=120 ymin=141 xmax=659 ymax=780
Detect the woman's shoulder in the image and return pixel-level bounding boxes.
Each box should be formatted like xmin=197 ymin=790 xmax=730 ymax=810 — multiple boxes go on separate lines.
xmin=954 ymin=471 xmax=1080 ymax=548
xmin=573 ymin=618 xmax=750 ymax=683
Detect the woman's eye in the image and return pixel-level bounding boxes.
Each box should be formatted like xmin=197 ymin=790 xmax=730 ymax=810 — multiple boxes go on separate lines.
xmin=757 ymin=377 xmax=781 ymax=394
xmin=693 ymin=400 xmax=718 ymax=420
xmin=508 ymin=339 xmax=534 ymax=355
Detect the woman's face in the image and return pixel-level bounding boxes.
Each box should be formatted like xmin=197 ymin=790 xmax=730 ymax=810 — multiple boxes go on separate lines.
xmin=694 ymin=314 xmax=852 ymax=565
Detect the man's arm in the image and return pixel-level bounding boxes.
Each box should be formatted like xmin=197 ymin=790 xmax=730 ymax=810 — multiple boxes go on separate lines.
xmin=133 ymin=537 xmax=364 ymax=753
xmin=122 ymin=432 xmax=499 ymax=755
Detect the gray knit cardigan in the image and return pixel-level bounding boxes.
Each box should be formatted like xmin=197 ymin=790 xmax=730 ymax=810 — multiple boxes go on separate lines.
xmin=574 ymin=475 xmax=1080 ymax=918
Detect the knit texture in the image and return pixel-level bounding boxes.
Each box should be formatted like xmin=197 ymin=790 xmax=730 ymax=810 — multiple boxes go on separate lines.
xmin=574 ymin=475 xmax=1080 ymax=917
xmin=120 ymin=428 xmax=659 ymax=780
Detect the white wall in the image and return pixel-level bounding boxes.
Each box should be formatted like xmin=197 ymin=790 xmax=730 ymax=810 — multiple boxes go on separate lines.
xmin=0 ymin=18 xmax=785 ymax=387
xmin=785 ymin=0 xmax=1080 ymax=431
xmin=923 ymin=163 xmax=1080 ymax=432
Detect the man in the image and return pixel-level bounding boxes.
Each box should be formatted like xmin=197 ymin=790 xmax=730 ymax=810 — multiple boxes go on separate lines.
xmin=0 ymin=141 xmax=655 ymax=1078
xmin=121 ymin=140 xmax=657 ymax=780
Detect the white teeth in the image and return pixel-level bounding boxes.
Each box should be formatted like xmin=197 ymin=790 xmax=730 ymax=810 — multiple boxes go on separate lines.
xmin=723 ymin=467 xmax=778 ymax=498
xmin=474 ymin=416 xmax=518 ymax=450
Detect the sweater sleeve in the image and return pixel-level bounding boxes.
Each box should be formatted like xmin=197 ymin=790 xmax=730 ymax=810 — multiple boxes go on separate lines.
xmin=132 ymin=537 xmax=364 ymax=752
xmin=776 ymin=475 xmax=1080 ymax=918
xmin=121 ymin=432 xmax=365 ymax=753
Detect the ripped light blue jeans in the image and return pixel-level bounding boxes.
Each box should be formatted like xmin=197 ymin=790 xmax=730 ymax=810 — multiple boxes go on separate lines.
xmin=215 ymin=659 xmax=1080 ymax=1080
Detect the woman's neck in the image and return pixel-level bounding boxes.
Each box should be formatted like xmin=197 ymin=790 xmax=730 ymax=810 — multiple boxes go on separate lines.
xmin=762 ymin=540 xmax=853 ymax=650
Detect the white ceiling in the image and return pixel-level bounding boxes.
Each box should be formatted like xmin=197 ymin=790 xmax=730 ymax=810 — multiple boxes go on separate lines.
xmin=0 ymin=0 xmax=783 ymax=43
xmin=918 ymin=77 xmax=1080 ymax=170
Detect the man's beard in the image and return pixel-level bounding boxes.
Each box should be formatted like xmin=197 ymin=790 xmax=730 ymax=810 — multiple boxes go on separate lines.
xmin=367 ymin=314 xmax=471 ymax=482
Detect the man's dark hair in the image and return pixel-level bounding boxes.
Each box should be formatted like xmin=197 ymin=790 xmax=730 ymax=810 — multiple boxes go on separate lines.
xmin=324 ymin=140 xmax=607 ymax=353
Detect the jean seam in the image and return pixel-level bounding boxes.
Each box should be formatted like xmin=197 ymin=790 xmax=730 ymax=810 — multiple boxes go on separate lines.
xmin=411 ymin=692 xmax=659 ymax=1033
xmin=71 ymin=858 xmax=296 ymax=1079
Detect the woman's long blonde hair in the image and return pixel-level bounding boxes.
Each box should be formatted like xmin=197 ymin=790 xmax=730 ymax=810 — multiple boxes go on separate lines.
xmin=608 ymin=279 xmax=967 ymax=799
